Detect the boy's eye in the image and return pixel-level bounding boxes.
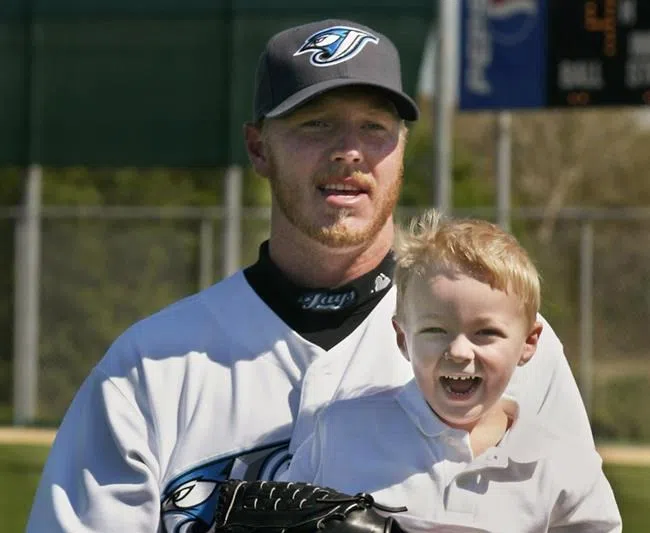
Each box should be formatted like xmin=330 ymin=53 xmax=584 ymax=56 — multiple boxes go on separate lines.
xmin=420 ymin=327 xmax=446 ymax=335
xmin=478 ymin=328 xmax=503 ymax=337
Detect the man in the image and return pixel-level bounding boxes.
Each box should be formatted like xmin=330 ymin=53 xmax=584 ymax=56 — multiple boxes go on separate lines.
xmin=27 ymin=19 xmax=593 ymax=533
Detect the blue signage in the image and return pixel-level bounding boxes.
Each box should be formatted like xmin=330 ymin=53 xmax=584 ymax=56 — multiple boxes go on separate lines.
xmin=459 ymin=0 xmax=548 ymax=110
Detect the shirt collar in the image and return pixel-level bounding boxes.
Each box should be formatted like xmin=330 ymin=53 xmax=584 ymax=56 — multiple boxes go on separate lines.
xmin=473 ymin=398 xmax=559 ymax=468
xmin=495 ymin=404 xmax=560 ymax=463
xmin=396 ymin=379 xmax=466 ymax=439
xmin=396 ymin=382 xmax=556 ymax=465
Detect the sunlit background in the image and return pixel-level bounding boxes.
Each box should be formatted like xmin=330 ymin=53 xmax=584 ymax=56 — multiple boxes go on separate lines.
xmin=1 ymin=1 xmax=649 ymax=531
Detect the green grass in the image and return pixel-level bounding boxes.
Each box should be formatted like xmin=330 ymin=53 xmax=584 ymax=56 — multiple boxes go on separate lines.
xmin=0 ymin=444 xmax=50 ymax=533
xmin=603 ymin=463 xmax=650 ymax=531
xmin=0 ymin=444 xmax=647 ymax=533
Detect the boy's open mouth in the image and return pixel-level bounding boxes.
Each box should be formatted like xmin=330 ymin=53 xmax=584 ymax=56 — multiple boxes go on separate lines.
xmin=440 ymin=375 xmax=482 ymax=397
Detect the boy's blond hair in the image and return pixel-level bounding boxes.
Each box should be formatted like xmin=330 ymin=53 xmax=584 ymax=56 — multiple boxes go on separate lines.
xmin=394 ymin=209 xmax=541 ymax=326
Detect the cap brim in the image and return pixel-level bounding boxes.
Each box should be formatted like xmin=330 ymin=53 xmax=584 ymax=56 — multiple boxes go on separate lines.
xmin=263 ymin=78 xmax=419 ymax=122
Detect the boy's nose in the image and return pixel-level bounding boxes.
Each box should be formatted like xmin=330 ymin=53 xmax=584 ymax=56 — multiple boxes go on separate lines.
xmin=445 ymin=336 xmax=475 ymax=363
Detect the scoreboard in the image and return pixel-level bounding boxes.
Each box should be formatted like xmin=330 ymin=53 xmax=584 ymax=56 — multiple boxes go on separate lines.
xmin=459 ymin=0 xmax=650 ymax=110
xmin=549 ymin=0 xmax=650 ymax=107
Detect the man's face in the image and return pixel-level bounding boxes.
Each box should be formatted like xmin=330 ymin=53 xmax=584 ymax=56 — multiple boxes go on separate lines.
xmin=253 ymin=87 xmax=406 ymax=248
xmin=394 ymin=269 xmax=541 ymax=432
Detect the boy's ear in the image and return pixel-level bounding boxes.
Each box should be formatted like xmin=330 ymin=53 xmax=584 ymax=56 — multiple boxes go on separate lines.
xmin=392 ymin=318 xmax=410 ymax=361
xmin=244 ymin=122 xmax=271 ymax=178
xmin=518 ymin=320 xmax=543 ymax=366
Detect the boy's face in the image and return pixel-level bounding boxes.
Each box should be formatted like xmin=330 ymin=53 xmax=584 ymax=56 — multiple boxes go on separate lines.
xmin=393 ymin=268 xmax=542 ymax=432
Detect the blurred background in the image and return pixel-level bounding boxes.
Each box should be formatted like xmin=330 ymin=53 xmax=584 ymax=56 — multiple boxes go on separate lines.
xmin=1 ymin=0 xmax=650 ymax=530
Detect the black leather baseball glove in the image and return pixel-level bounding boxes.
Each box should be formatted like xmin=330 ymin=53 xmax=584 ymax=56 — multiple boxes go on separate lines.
xmin=211 ymin=479 xmax=408 ymax=532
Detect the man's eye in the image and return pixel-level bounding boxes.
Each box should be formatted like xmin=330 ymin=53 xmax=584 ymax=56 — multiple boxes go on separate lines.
xmin=363 ymin=122 xmax=387 ymax=131
xmin=301 ymin=120 xmax=330 ymax=129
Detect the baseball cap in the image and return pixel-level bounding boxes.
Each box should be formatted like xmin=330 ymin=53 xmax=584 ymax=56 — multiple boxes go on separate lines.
xmin=253 ymin=19 xmax=420 ymax=122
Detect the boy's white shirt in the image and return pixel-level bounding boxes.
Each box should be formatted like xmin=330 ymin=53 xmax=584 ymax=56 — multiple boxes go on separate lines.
xmin=282 ymin=379 xmax=622 ymax=533
xmin=27 ymin=277 xmax=596 ymax=532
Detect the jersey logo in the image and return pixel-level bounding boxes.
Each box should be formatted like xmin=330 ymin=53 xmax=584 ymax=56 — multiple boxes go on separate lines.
xmin=372 ymin=273 xmax=391 ymax=293
xmin=161 ymin=441 xmax=291 ymax=533
xmin=294 ymin=25 xmax=379 ymax=67
xmin=298 ymin=289 xmax=357 ymax=312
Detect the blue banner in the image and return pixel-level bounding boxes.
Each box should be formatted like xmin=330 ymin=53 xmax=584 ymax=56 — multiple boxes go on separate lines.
xmin=459 ymin=0 xmax=547 ymax=110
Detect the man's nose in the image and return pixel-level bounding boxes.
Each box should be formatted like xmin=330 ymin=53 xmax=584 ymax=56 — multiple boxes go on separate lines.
xmin=330 ymin=128 xmax=364 ymax=164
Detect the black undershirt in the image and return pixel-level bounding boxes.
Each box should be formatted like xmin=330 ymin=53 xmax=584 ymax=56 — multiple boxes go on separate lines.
xmin=244 ymin=241 xmax=395 ymax=351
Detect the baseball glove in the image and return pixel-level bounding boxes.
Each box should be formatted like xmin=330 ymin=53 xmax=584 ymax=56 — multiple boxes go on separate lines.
xmin=211 ymin=479 xmax=408 ymax=532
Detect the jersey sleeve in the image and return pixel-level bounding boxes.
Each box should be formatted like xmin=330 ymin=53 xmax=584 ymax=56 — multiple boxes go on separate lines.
xmin=548 ymin=449 xmax=622 ymax=533
xmin=26 ymin=352 xmax=161 ymax=532
xmin=505 ymin=314 xmax=594 ymax=448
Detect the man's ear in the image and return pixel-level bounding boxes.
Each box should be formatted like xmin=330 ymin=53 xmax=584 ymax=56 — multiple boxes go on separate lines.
xmin=518 ymin=320 xmax=543 ymax=366
xmin=392 ymin=318 xmax=410 ymax=361
xmin=244 ymin=122 xmax=271 ymax=178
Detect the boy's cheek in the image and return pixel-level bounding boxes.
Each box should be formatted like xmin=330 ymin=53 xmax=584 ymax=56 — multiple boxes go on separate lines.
xmin=411 ymin=356 xmax=440 ymax=374
xmin=410 ymin=341 xmax=444 ymax=365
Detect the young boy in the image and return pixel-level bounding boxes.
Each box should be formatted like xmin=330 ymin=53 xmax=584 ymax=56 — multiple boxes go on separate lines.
xmin=280 ymin=209 xmax=622 ymax=532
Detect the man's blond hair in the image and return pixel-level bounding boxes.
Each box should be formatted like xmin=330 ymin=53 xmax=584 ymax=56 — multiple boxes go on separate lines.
xmin=394 ymin=209 xmax=541 ymax=326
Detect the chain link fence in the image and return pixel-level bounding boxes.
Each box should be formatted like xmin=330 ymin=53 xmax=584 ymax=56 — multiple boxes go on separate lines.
xmin=4 ymin=204 xmax=650 ymax=442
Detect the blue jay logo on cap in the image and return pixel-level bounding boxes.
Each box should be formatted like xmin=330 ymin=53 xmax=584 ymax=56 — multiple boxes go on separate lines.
xmin=294 ymin=26 xmax=379 ymax=67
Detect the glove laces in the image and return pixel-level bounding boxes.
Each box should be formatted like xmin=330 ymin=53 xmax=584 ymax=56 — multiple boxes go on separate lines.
xmin=316 ymin=492 xmax=407 ymax=513
xmin=314 ymin=492 xmax=407 ymax=529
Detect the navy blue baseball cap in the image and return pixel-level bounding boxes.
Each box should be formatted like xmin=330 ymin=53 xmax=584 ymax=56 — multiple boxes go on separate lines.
xmin=253 ymin=19 xmax=420 ymax=122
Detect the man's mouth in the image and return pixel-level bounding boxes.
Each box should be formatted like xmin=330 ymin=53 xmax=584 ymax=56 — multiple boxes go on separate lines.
xmin=318 ymin=183 xmax=365 ymax=195
xmin=439 ymin=375 xmax=482 ymax=397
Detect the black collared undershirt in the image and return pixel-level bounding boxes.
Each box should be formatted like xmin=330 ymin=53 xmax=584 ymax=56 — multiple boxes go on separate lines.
xmin=244 ymin=241 xmax=395 ymax=351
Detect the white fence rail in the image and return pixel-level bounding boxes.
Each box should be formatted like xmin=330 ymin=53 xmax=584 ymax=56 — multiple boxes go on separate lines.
xmin=4 ymin=183 xmax=650 ymax=431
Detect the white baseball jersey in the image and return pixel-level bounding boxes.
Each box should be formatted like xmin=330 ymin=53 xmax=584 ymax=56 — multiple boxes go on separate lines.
xmin=282 ymin=380 xmax=622 ymax=533
xmin=26 ymin=271 xmax=412 ymax=532
xmin=27 ymin=270 xmax=594 ymax=532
